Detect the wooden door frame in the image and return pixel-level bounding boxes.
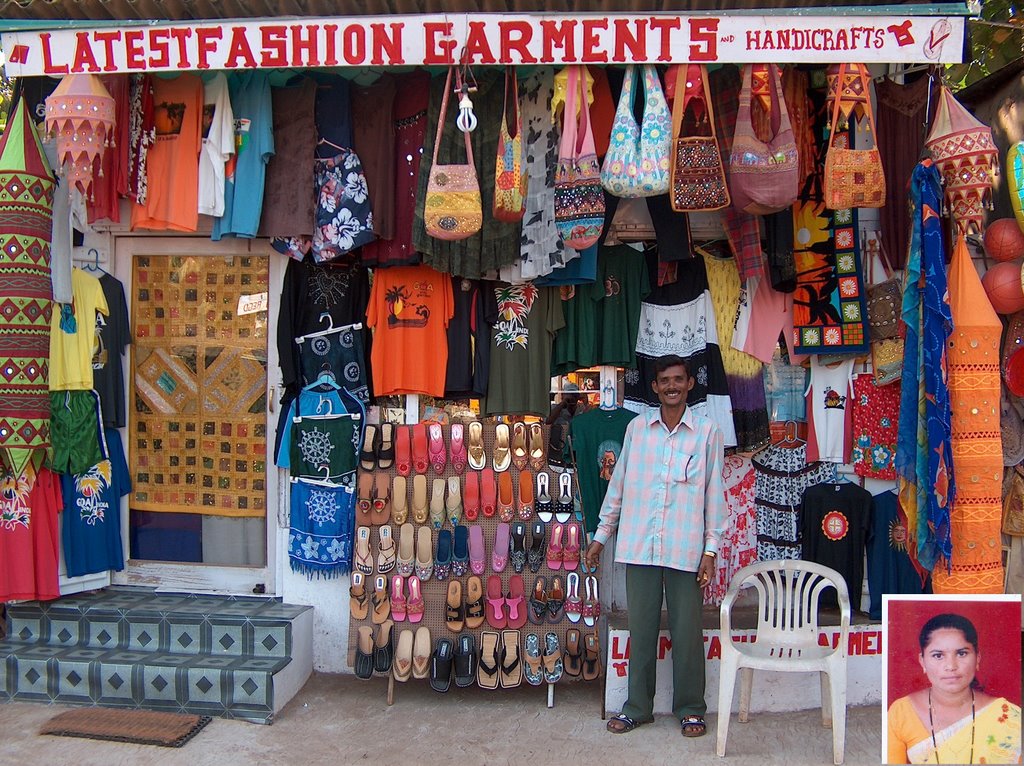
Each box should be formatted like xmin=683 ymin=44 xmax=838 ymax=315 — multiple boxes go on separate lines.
xmin=111 ymin=235 xmax=284 ymax=596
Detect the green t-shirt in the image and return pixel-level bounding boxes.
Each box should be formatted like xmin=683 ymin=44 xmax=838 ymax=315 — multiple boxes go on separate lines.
xmin=484 ymin=284 xmax=565 ymax=417
xmin=552 ymin=244 xmax=651 ymax=375
xmin=568 ymin=407 xmax=638 ymax=533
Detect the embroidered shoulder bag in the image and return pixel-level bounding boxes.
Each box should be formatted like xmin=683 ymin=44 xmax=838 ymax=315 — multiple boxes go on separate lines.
xmin=601 ymin=64 xmax=672 ymax=198
xmin=554 ymin=65 xmax=605 ymax=250
xmin=728 ymin=64 xmax=799 ymax=216
xmin=424 ymin=67 xmax=483 ymax=241
xmin=493 ymin=67 xmax=528 ymax=223
xmin=864 ymin=233 xmax=902 ymax=342
xmin=669 ymin=64 xmax=730 ymax=212
xmin=823 ymin=63 xmax=886 ymax=210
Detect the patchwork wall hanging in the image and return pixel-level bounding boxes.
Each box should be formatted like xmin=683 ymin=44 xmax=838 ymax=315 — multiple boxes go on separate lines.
xmin=0 ymin=98 xmax=55 ymax=478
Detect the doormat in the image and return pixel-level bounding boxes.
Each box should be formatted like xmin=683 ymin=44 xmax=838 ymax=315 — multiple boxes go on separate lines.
xmin=40 ymin=708 xmax=212 ymax=748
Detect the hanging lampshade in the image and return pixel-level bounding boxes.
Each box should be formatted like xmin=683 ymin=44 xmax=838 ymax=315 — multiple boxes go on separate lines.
xmin=44 ymin=74 xmax=115 ymax=199
xmin=925 ymin=86 xmax=998 ymax=235
xmin=826 ymin=63 xmax=871 ymax=123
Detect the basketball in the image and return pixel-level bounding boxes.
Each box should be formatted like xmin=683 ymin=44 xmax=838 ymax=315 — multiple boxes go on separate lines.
xmin=982 ymin=261 xmax=1024 ymax=313
xmin=984 ymin=218 xmax=1024 ymax=263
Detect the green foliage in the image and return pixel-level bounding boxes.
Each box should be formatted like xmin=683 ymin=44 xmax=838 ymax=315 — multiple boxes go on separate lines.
xmin=946 ymin=0 xmax=1024 ymax=90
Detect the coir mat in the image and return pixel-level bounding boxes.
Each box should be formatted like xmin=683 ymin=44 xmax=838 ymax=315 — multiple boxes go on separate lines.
xmin=40 ymin=708 xmax=212 ymax=748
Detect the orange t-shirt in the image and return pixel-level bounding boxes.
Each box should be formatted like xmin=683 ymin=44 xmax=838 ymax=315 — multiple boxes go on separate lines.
xmin=366 ymin=265 xmax=454 ymax=397
xmin=130 ymin=73 xmax=203 ymax=232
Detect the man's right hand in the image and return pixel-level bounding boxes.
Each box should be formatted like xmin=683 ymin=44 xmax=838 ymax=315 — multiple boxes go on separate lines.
xmin=584 ymin=540 xmax=604 ymax=571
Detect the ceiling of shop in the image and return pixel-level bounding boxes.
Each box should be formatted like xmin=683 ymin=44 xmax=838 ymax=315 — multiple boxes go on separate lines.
xmin=0 ymin=0 xmax=972 ymax=22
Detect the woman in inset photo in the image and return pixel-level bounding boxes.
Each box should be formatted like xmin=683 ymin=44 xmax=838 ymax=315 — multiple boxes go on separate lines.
xmin=886 ymin=612 xmax=1022 ymax=764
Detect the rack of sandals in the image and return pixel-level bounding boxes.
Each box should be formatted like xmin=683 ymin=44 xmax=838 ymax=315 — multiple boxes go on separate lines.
xmin=348 ymin=421 xmax=604 ymax=702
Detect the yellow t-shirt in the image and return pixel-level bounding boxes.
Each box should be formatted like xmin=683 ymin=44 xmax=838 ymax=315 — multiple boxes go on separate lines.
xmin=49 ymin=269 xmax=109 ymax=391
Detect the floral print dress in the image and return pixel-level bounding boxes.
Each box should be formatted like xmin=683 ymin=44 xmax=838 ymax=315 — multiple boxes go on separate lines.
xmin=704 ymin=455 xmax=757 ymax=607
xmin=311 ymin=149 xmax=376 ymax=263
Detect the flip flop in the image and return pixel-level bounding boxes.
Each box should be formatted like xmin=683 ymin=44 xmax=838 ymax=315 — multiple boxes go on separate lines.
xmin=377 ymin=423 xmax=395 ymax=470
xmin=395 ymin=425 xmax=412 ymax=477
xmin=480 ymin=467 xmax=496 ymax=518
xmin=493 ymin=423 xmax=511 ymax=472
xmin=412 ymin=626 xmax=431 ymax=679
xmin=497 ymin=470 xmax=515 ymax=522
xmin=529 ymin=423 xmax=546 ymax=471
xmin=542 ymin=632 xmax=564 ymax=683
xmin=429 ymin=478 xmax=446 ymax=530
xmin=524 ymin=633 xmax=545 ymax=686
xmin=357 ymin=472 xmax=373 ymax=519
xmin=414 ymin=526 xmax=433 ymax=581
xmin=360 ymin=424 xmax=378 ymax=471
xmin=511 ymin=422 xmax=528 ymax=470
xmin=428 ymin=423 xmax=447 ymax=474
xmin=349 ymin=572 xmax=369 ymax=620
xmin=565 ymin=572 xmax=582 ymax=623
xmin=492 ymin=522 xmax=510 ymax=573
xmin=510 ymin=522 xmax=527 ymax=574
xmin=477 ymin=631 xmax=500 ymax=689
xmin=563 ymin=628 xmax=583 ymax=678
xmin=396 ymin=523 xmax=415 ymax=576
xmin=391 ymin=475 xmax=409 ymax=525
xmin=446 ymin=475 xmax=462 ymax=527
xmin=529 ymin=576 xmax=548 ymax=625
xmin=406 ymin=575 xmax=425 ymax=624
xmin=536 ymin=472 xmax=553 ymax=522
xmin=371 ymin=474 xmax=391 ymax=526
xmin=546 ymin=522 xmax=564 ymax=571
xmin=528 ymin=520 xmax=546 ymax=574
xmin=449 ymin=423 xmax=467 ymax=474
xmin=467 ymin=421 xmax=486 ymax=471
xmin=517 ymin=469 xmax=534 ymax=521
xmin=546 ymin=576 xmax=565 ymax=623
xmin=505 ymin=574 xmax=527 ymax=629
xmin=412 ymin=423 xmax=428 ymax=474
xmin=371 ymin=574 xmax=390 ymax=624
xmin=606 ymin=713 xmax=644 ymax=733
xmin=354 ymin=526 xmax=373 ymax=575
xmin=411 ymin=474 xmax=428 ymax=524
xmin=485 ymin=575 xmax=507 ymax=630
xmin=376 ymin=524 xmax=396 ymax=574
xmin=582 ymin=631 xmax=602 ymax=681
xmin=464 ymin=575 xmax=485 ymax=630
xmin=499 ymin=629 xmax=522 ymax=688
xmin=468 ymin=524 xmax=486 ymax=575
xmin=464 ymin=470 xmax=480 ymax=522
xmin=354 ymin=626 xmax=374 ymax=679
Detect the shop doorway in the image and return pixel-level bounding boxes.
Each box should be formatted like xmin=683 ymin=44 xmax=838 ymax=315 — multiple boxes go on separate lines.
xmin=112 ymin=237 xmax=285 ymax=595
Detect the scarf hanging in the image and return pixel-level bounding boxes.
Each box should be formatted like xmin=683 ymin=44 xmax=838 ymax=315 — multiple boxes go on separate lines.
xmin=288 ymin=479 xmax=355 ymax=578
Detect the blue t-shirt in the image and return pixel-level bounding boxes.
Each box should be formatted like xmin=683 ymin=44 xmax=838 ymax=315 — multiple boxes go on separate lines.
xmin=212 ymin=72 xmax=275 ymax=240
xmin=61 ymin=429 xmax=131 ymax=578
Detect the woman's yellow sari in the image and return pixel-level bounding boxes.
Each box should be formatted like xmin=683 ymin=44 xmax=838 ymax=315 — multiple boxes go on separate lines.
xmin=888 ymin=695 xmax=1022 ymax=764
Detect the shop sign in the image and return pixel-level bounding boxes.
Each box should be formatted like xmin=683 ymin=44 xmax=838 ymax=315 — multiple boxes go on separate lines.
xmin=1 ymin=13 xmax=964 ymax=77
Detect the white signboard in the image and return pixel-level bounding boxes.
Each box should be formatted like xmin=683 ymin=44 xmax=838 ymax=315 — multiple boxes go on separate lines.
xmin=1 ymin=13 xmax=965 ymax=76
xmin=605 ymin=625 xmax=883 ymax=714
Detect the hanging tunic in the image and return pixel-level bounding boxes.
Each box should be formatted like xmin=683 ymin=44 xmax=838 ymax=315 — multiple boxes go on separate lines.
xmin=704 ymin=455 xmax=757 ymax=607
xmin=933 ymin=235 xmax=1004 ymax=593
xmin=702 ymin=249 xmax=769 ymax=452
xmin=753 ymin=442 xmax=836 ymax=561
xmin=805 ymin=356 xmax=855 ymax=464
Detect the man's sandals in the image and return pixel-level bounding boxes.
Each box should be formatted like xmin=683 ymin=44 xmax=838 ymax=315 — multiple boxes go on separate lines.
xmin=606 ymin=713 xmax=707 ymax=737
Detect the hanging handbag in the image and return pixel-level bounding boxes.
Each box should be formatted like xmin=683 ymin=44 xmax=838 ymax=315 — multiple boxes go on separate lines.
xmin=864 ymin=233 xmax=902 ymax=341
xmin=424 ymin=67 xmax=483 ymax=241
xmin=493 ymin=68 xmax=528 ymax=223
xmin=601 ymin=64 xmax=672 ymax=198
xmin=728 ymin=64 xmax=799 ymax=216
xmin=669 ymin=64 xmax=730 ymax=213
xmin=823 ymin=63 xmax=886 ymax=210
xmin=554 ymin=65 xmax=605 ymax=250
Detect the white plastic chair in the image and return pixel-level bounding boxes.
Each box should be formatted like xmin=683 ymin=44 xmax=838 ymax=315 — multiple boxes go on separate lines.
xmin=716 ymin=560 xmax=850 ymax=765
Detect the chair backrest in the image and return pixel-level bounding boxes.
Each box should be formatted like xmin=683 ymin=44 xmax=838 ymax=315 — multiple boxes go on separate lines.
xmin=722 ymin=560 xmax=851 ymax=650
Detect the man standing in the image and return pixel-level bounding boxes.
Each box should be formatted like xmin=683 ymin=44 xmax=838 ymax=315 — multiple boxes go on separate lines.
xmin=585 ymin=354 xmax=726 ymax=738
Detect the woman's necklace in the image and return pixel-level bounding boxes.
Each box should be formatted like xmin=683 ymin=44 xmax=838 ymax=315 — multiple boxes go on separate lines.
xmin=928 ymin=687 xmax=975 ymax=764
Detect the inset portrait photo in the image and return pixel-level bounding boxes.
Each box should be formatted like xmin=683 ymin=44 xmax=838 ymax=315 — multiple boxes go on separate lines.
xmin=882 ymin=594 xmax=1022 ymax=764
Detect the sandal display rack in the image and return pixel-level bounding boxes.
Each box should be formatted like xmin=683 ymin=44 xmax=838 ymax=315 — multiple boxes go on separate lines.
xmin=347 ymin=421 xmax=605 ymax=706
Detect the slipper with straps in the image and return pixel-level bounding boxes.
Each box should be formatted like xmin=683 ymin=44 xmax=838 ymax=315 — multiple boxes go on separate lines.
xmin=378 ymin=423 xmax=395 ymax=470
xmin=563 ymin=628 xmax=583 ymax=678
xmin=542 ymin=632 xmax=563 ymax=683
xmin=606 ymin=713 xmax=646 ymax=734
xmin=445 ymin=579 xmax=464 ymax=632
xmin=376 ymin=525 xmax=396 ymax=574
xmin=485 ymin=574 xmax=506 ymax=630
xmin=349 ymin=572 xmax=369 ymax=620
xmin=354 ymin=526 xmax=373 ymax=575
xmin=464 ymin=575 xmax=485 ymax=630
xmin=680 ymin=716 xmax=707 ymax=738
xmin=524 ymin=632 xmax=544 ymax=686
xmin=582 ymin=631 xmax=603 ymax=681
xmin=499 ymin=629 xmax=522 ymax=688
xmin=467 ymin=421 xmax=486 ymax=471
xmin=360 ymin=424 xmax=379 ymax=471
xmin=528 ymin=576 xmax=548 ymax=625
xmin=477 ymin=631 xmax=500 ymax=689
xmin=493 ymin=423 xmax=511 ymax=472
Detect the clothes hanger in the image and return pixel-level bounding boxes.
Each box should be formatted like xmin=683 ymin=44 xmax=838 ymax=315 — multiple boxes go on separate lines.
xmin=81 ymin=248 xmax=107 ymax=275
xmin=295 ymin=315 xmax=363 ymax=343
xmin=600 ymin=379 xmax=617 ymax=411
xmin=782 ymin=419 xmax=805 ymax=447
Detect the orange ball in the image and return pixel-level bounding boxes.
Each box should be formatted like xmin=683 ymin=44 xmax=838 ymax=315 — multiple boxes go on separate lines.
xmin=984 ymin=218 xmax=1024 ymax=263
xmin=982 ymin=261 xmax=1024 ymax=313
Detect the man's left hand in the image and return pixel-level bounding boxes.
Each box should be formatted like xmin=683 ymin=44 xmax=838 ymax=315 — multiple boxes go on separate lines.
xmin=696 ymin=553 xmax=715 ymax=588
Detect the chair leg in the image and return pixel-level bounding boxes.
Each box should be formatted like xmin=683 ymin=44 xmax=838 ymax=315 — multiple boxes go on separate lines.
xmin=716 ymin=655 xmax=739 ymax=757
xmin=829 ymin=667 xmax=847 ymax=765
xmin=820 ymin=671 xmax=832 ymax=728
xmin=737 ymin=667 xmax=754 ymax=723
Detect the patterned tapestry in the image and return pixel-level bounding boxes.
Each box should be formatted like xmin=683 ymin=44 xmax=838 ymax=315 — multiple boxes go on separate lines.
xmin=131 ymin=255 xmax=269 ymax=517
xmin=0 ymin=99 xmax=55 ymax=477
xmin=792 ymin=125 xmax=869 ymax=356
xmin=933 ymin=235 xmax=1004 ymax=593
